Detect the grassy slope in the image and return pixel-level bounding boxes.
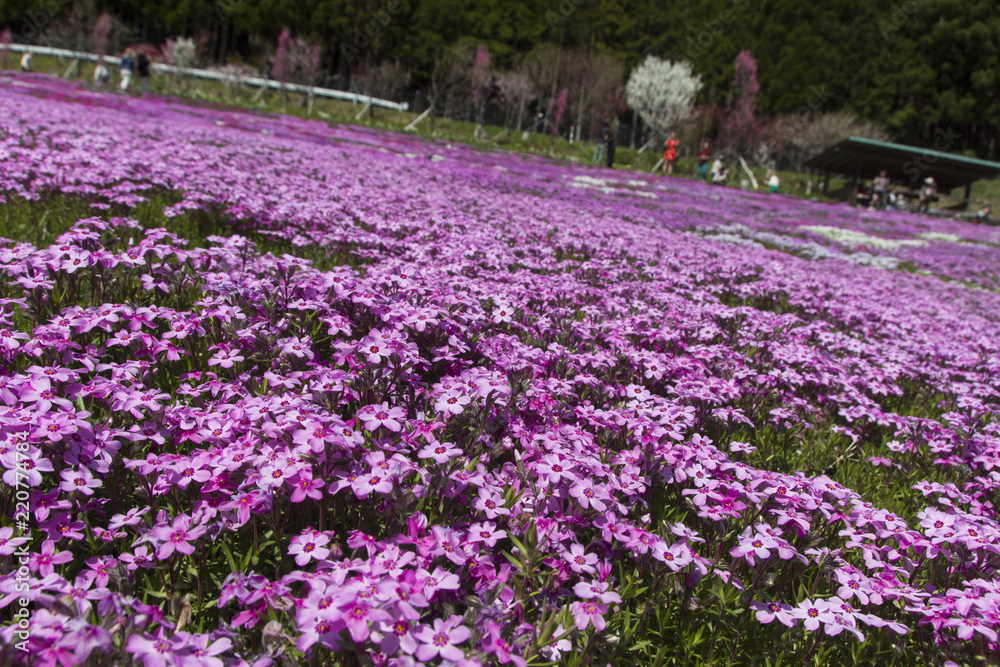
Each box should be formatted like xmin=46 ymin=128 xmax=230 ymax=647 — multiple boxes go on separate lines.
xmin=6 ymin=54 xmax=865 ymax=202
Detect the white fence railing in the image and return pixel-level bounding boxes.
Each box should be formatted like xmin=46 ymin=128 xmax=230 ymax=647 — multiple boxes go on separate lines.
xmin=4 ymin=43 xmax=409 ymax=112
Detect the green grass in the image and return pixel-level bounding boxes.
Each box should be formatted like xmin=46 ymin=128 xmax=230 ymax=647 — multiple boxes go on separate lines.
xmin=0 ymin=188 xmax=368 ymax=273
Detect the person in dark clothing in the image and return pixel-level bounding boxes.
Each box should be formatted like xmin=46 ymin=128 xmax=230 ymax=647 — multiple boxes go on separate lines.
xmin=137 ymin=53 xmax=151 ymax=95
xmin=604 ymin=124 xmax=617 ymax=169
xmin=119 ymin=49 xmax=135 ymax=91
xmin=871 ymin=170 xmax=890 ymax=210
xmin=918 ymin=177 xmax=936 ymax=214
xmin=696 ymin=141 xmax=711 ymax=181
xmin=593 ymin=121 xmax=608 ymax=165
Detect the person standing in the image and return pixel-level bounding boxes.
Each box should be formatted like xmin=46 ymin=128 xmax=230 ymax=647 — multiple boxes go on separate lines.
xmin=662 ymin=131 xmax=679 ymax=175
xmin=710 ymin=158 xmax=727 ymax=185
xmin=20 ymin=52 xmax=31 ymax=71
xmin=918 ymin=177 xmax=936 ymax=214
xmin=605 ymin=123 xmax=617 ymax=169
xmin=767 ymin=170 xmax=780 ymax=193
xmin=119 ymin=49 xmax=135 ymax=92
xmin=94 ymin=62 xmax=110 ymax=85
xmin=696 ymin=141 xmax=711 ymax=182
xmin=872 ymin=170 xmax=890 ymax=209
xmin=593 ymin=121 xmax=608 ymax=165
xmin=137 ymin=52 xmax=151 ymax=95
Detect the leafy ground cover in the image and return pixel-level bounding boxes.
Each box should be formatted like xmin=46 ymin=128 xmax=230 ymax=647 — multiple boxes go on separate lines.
xmin=1 ymin=72 xmax=1000 ymax=667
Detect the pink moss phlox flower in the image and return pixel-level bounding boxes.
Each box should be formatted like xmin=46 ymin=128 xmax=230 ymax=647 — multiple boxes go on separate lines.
xmin=150 ymin=514 xmax=207 ymax=559
xmin=570 ymin=600 xmax=607 ymax=631
xmin=288 ymin=528 xmax=331 ymax=566
xmin=357 ymin=402 xmax=405 ymax=432
xmin=750 ymin=600 xmax=797 ymax=627
xmin=413 ymin=616 xmax=471 ymax=662
xmin=29 ymin=539 xmax=74 ymax=576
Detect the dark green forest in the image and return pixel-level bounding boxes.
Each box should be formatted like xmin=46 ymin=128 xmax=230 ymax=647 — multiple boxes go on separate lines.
xmin=3 ymin=0 xmax=999 ymax=157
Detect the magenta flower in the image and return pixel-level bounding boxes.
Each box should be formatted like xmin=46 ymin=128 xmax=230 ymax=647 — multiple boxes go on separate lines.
xmin=652 ymin=541 xmax=694 ymax=571
xmin=472 ymin=487 xmax=510 ymax=518
xmin=0 ymin=527 xmax=28 ymax=556
xmin=359 ymin=329 xmax=391 ymax=364
xmin=207 ymin=347 xmax=244 ymax=368
xmin=791 ymin=599 xmax=836 ymax=632
xmin=750 ymin=600 xmax=796 ymax=627
xmin=944 ymin=617 xmax=999 ymax=642
xmin=491 ymin=303 xmax=514 ymax=323
xmin=30 ymin=539 xmax=73 ymax=576
xmin=177 ymin=633 xmax=232 ymax=667
xmin=730 ymin=532 xmax=777 ymax=566
xmin=468 ymin=521 xmax=507 ymax=548
xmin=352 ymin=472 xmax=394 ymax=498
xmin=120 ymin=546 xmax=155 ymax=572
xmin=151 ymin=514 xmax=207 ymax=559
xmin=380 ymin=619 xmax=419 ymax=656
xmin=418 ymin=566 xmax=461 ymax=598
xmin=19 ymin=377 xmax=74 ymax=412
xmin=573 ymin=579 xmax=622 ymax=604
xmin=418 ymin=440 xmax=463 ymax=464
xmin=357 ymin=402 xmax=405 ymax=432
xmin=414 ymin=616 xmax=471 ymax=662
xmin=58 ymin=467 xmax=103 ymax=495
xmin=562 ymin=543 xmax=598 ymax=574
xmin=435 ymin=391 xmax=471 ymax=415
xmin=570 ymin=600 xmax=607 ymax=631
xmin=290 ymin=470 xmax=325 ymax=502
xmin=535 ymin=455 xmax=577 ymax=484
xmin=126 ymin=629 xmax=180 ymax=667
xmin=568 ymin=478 xmax=608 ymax=511
xmin=288 ymin=529 xmax=331 ymax=566
xmin=1 ymin=449 xmax=53 ymax=487
xmin=341 ymin=601 xmax=391 ymax=643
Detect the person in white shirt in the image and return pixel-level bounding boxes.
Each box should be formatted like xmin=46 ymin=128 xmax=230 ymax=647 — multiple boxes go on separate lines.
xmin=94 ymin=62 xmax=110 ymax=85
xmin=918 ymin=177 xmax=936 ymax=214
xmin=767 ymin=171 xmax=779 ymax=193
xmin=710 ymin=158 xmax=725 ymax=185
xmin=20 ymin=52 xmax=31 ymax=71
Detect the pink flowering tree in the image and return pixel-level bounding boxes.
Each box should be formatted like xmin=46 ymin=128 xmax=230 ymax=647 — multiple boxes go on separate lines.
xmin=721 ymin=50 xmax=761 ymax=160
xmin=271 ymin=26 xmax=322 ymax=113
xmin=495 ymin=70 xmax=534 ymax=133
xmin=160 ymin=36 xmax=197 ymax=91
xmin=471 ymin=44 xmax=491 ymax=139
xmin=547 ymin=86 xmax=568 ymax=150
xmin=91 ymin=14 xmax=111 ymax=59
xmin=1 ymin=29 xmax=10 ymax=70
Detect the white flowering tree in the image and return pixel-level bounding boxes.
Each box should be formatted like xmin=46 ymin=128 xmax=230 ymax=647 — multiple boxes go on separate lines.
xmin=626 ymin=56 xmax=701 ymax=141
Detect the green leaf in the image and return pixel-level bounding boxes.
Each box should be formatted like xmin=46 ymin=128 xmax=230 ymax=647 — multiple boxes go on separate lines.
xmin=219 ymin=540 xmax=239 ymax=574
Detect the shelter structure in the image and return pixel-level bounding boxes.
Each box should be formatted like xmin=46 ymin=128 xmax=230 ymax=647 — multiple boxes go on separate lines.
xmin=804 ymin=136 xmax=1000 ymax=209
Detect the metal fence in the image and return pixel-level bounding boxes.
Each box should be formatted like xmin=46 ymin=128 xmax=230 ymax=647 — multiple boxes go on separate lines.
xmin=5 ymin=43 xmax=409 ymax=112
